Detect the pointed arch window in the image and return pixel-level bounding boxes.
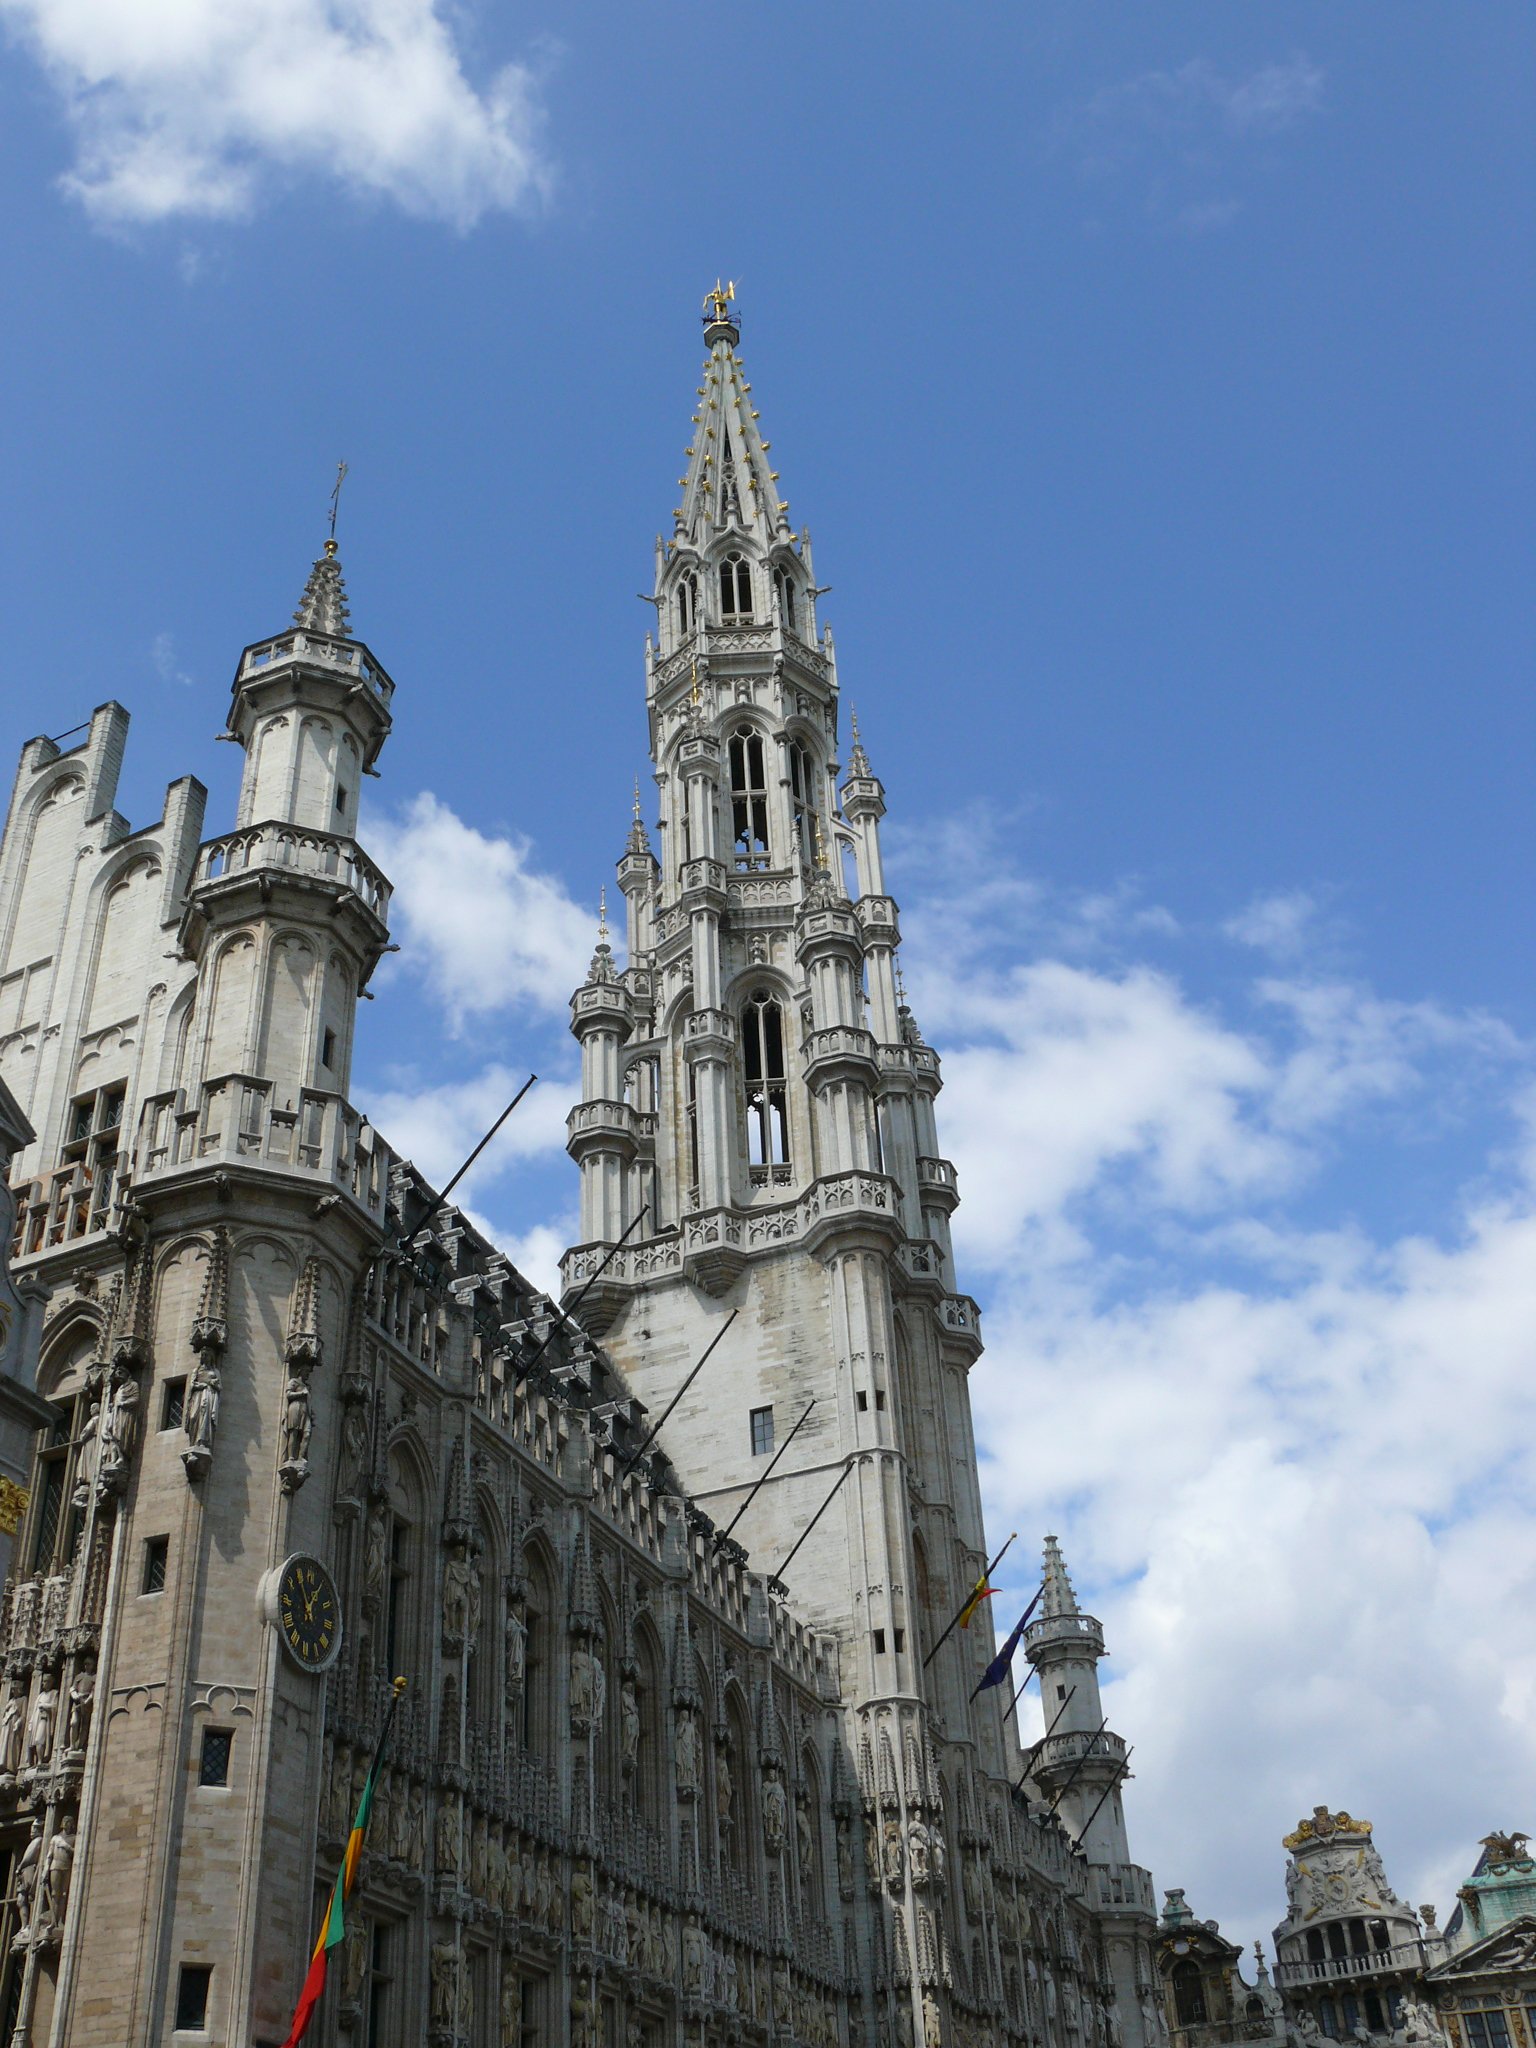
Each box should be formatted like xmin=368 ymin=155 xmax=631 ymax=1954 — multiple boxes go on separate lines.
xmin=718 ymin=552 xmax=752 ymax=620
xmin=676 ymin=571 xmax=698 ymax=639
xmin=729 ymin=727 xmax=770 ymax=870
xmin=773 ymin=562 xmax=797 ymax=633
xmin=742 ymin=989 xmax=790 ymax=1172
xmin=788 ymin=741 xmax=817 ymax=872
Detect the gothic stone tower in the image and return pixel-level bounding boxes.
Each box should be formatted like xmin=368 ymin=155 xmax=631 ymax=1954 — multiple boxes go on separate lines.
xmin=564 ymin=294 xmax=1160 ymax=2048
xmin=0 ymin=544 xmax=397 ymax=2044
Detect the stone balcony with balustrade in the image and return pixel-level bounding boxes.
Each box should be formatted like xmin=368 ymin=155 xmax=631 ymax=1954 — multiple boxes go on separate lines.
xmin=190 ymin=820 xmax=392 ymax=924
xmin=237 ymin=625 xmax=396 ymax=706
xmin=1272 ymin=1941 xmax=1424 ymax=1990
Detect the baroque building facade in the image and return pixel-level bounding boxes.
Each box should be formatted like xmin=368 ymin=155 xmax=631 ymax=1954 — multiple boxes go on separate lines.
xmin=0 ymin=299 xmax=1160 ymax=2047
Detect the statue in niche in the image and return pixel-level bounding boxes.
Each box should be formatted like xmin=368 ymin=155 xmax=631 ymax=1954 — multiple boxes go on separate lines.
xmin=571 ymin=1866 xmax=595 ymax=1941
xmin=342 ymin=1916 xmax=367 ymax=2005
xmin=675 ymin=1710 xmax=700 ymax=1795
xmin=279 ymin=1372 xmax=313 ymax=1475
xmin=407 ymin=1780 xmax=427 ymax=1870
xmin=501 ymin=1970 xmax=520 ymax=2041
xmin=620 ymin=1676 xmax=640 ymax=1770
xmin=12 ymin=1821 xmax=41 ymax=1938
xmin=362 ymin=1499 xmax=388 ymax=1614
xmin=682 ymin=1916 xmax=706 ymax=1997
xmin=837 ymin=1817 xmax=854 ymax=1896
xmin=430 ymin=1942 xmax=457 ymax=2030
xmin=96 ymin=1372 xmax=140 ymax=1493
xmin=570 ymin=1643 xmax=598 ymax=1727
xmin=715 ymin=1746 xmax=734 ymax=1828
xmin=797 ymin=1797 xmax=815 ymax=1885
xmin=25 ymin=1680 xmax=58 ymax=1770
xmin=65 ymin=1662 xmax=96 ymax=1754
xmin=471 ymin=1815 xmax=489 ymax=1897
xmin=908 ymin=1818 xmax=931 ymax=1887
xmin=71 ymin=1399 xmax=102 ymax=1507
xmin=435 ymin=1798 xmax=461 ymax=1877
xmin=389 ymin=1772 xmax=411 ymax=1864
xmin=896 ymin=2003 xmax=915 ymax=2048
xmin=923 ymin=1991 xmax=943 ymax=2048
xmin=763 ymin=1770 xmax=787 ymax=1849
xmin=183 ymin=1360 xmax=220 ymax=1468
xmin=865 ymin=1815 xmax=881 ymax=1888
xmin=443 ymin=1543 xmax=478 ymax=1648
xmin=883 ymin=1818 xmax=905 ymax=1888
xmin=0 ymin=1685 xmax=25 ymax=1777
xmin=505 ymin=1601 xmax=527 ymax=1699
xmin=338 ymin=1399 xmax=370 ymax=1500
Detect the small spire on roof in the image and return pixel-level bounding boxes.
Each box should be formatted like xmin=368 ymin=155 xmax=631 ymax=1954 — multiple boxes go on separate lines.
xmin=1041 ymin=1535 xmax=1080 ymax=1618
xmin=293 ymin=537 xmax=352 ymax=638
xmin=627 ymin=778 xmax=652 ymax=857
xmin=849 ymin=708 xmax=871 ymax=778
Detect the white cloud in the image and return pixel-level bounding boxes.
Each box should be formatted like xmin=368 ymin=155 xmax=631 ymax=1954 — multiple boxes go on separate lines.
xmin=895 ymin=834 xmax=1535 ymax=1952
xmin=151 ymin=629 xmax=194 ymax=687
xmin=1082 ymin=56 xmax=1326 ymax=146
xmin=368 ymin=792 xmax=593 ymax=1029
xmin=0 ymin=0 xmax=552 ymax=227
xmin=367 ymin=1060 xmax=573 ymax=1195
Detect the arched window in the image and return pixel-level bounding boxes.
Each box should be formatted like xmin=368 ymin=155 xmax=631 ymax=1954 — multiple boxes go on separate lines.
xmin=788 ymin=741 xmax=817 ymax=872
xmin=773 ymin=562 xmax=797 ymax=632
xmin=718 ymin=553 xmax=752 ymax=620
xmin=676 ymin=571 xmax=697 ymax=638
xmin=729 ymin=727 xmax=770 ymax=870
xmin=1172 ymin=1962 xmax=1207 ymax=2028
xmin=742 ymin=990 xmax=790 ymax=1172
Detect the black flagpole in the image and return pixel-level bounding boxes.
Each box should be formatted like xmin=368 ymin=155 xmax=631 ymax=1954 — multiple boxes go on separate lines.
xmin=515 ymin=1207 xmax=650 ymax=1381
xmin=922 ymin=1531 xmax=1018 ymax=1670
xmin=1014 ymin=1684 xmax=1077 ymax=1794
xmin=1075 ymin=1748 xmax=1134 ymax=1848
xmin=406 ymin=1073 xmax=538 ymax=1242
xmin=719 ymin=1397 xmax=818 ymax=1542
xmin=770 ymin=1461 xmax=854 ymax=1583
xmin=1045 ymin=1717 xmax=1109 ymax=1817
xmin=620 ymin=1310 xmax=739 ymax=1475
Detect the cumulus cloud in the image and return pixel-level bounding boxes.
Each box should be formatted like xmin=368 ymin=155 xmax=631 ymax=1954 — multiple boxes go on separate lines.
xmin=368 ymin=792 xmax=593 ymax=1028
xmin=891 ymin=830 xmax=1535 ymax=1950
xmin=0 ymin=0 xmax=552 ymax=227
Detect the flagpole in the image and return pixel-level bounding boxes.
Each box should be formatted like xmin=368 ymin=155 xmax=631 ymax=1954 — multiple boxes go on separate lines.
xmin=620 ymin=1310 xmax=739 ymax=1476
xmin=718 ymin=1396 xmax=817 ymax=1542
xmin=922 ymin=1531 xmax=1017 ymax=1670
xmin=1014 ymin=1684 xmax=1076 ymax=1794
xmin=1074 ymin=1747 xmax=1134 ymax=1848
xmin=968 ymin=1583 xmax=1044 ymax=1703
xmin=1045 ymin=1716 xmax=1109 ymax=1817
xmin=769 ymin=1462 xmax=855 ymax=1584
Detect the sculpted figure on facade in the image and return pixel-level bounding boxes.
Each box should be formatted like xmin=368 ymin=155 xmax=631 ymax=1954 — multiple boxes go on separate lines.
xmin=715 ymin=1744 xmax=734 ymax=1829
xmin=620 ymin=1674 xmax=640 ymax=1771
xmin=278 ymin=1371 xmax=313 ymax=1488
xmin=96 ymin=1369 xmax=141 ymax=1495
xmin=0 ymin=1684 xmax=24 ymax=1777
xmin=797 ymin=1795 xmax=815 ymax=1886
xmin=837 ymin=1815 xmax=854 ymax=1896
xmin=362 ymin=1499 xmax=388 ymax=1614
xmin=908 ymin=1817 xmax=931 ymax=1887
xmin=505 ymin=1599 xmax=527 ymax=1702
xmin=443 ymin=1542 xmax=479 ymax=1650
xmin=682 ymin=1915 xmax=706 ymax=1998
xmin=571 ymin=1865 xmax=595 ymax=1941
xmin=338 ymin=1397 xmax=370 ymax=1502
xmin=12 ymin=1820 xmax=41 ymax=1939
xmin=435 ymin=1796 xmax=462 ymax=1878
xmin=430 ymin=1941 xmax=457 ymax=2030
xmin=763 ymin=1768 xmax=787 ymax=1849
xmin=570 ymin=1641 xmax=599 ymax=1730
xmin=182 ymin=1359 xmax=221 ymax=1473
xmin=883 ymin=1818 xmax=905 ymax=1889
xmin=923 ymin=1990 xmax=943 ymax=2048
xmin=675 ymin=1708 xmax=700 ymax=1796
xmin=25 ymin=1678 xmax=57 ymax=1770
xmin=64 ymin=1660 xmax=95 ymax=1753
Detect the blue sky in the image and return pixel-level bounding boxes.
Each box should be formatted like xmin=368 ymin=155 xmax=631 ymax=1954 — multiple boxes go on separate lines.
xmin=1 ymin=0 xmax=1532 ymax=1957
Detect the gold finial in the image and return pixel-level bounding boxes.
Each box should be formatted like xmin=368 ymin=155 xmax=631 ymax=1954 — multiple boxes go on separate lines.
xmin=703 ymin=278 xmax=737 ymax=322
xmin=813 ymin=815 xmax=829 ymax=873
xmin=690 ymin=657 xmax=701 ymax=709
xmin=392 ymin=1675 xmax=408 ymax=1695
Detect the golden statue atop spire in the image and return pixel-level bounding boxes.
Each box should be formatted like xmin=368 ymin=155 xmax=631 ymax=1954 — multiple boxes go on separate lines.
xmin=703 ymin=279 xmax=737 ymax=323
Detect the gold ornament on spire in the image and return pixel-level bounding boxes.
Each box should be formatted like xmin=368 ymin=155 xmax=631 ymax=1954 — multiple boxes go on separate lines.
xmin=704 ymin=279 xmax=737 ymax=322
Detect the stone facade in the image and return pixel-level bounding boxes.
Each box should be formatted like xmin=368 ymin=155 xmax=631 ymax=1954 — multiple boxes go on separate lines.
xmin=0 ymin=300 xmax=1161 ymax=2047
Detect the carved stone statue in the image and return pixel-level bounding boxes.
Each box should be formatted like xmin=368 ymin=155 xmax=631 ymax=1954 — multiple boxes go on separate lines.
xmin=12 ymin=1821 xmax=41 ymax=1938
xmin=183 ymin=1361 xmax=221 ymax=1466
xmin=65 ymin=1663 xmax=96 ymax=1754
xmin=908 ymin=1818 xmax=931 ymax=1886
xmin=338 ymin=1399 xmax=370 ymax=1500
xmin=837 ymin=1817 xmax=854 ymax=1896
xmin=923 ymin=1990 xmax=943 ymax=2048
xmin=501 ymin=1969 xmax=520 ymax=2041
xmin=97 ymin=1372 xmax=141 ymax=1492
xmin=715 ymin=1747 xmax=734 ymax=1828
xmin=72 ymin=1401 xmax=101 ymax=1506
xmin=342 ymin=1916 xmax=367 ymax=2005
xmin=620 ymin=1677 xmax=640 ymax=1770
xmin=763 ymin=1771 xmax=787 ymax=1849
xmin=797 ymin=1797 xmax=815 ymax=1884
xmin=505 ymin=1602 xmax=527 ymax=1698
xmin=430 ymin=1942 xmax=458 ymax=2029
xmin=25 ymin=1681 xmax=58 ymax=1769
xmin=443 ymin=1544 xmax=478 ymax=1649
xmin=571 ymin=1866 xmax=595 ymax=1941
xmin=675 ymin=1710 xmax=700 ymax=1796
xmin=279 ymin=1373 xmax=313 ymax=1470
xmin=570 ymin=1643 xmax=598 ymax=1728
xmin=362 ymin=1500 xmax=388 ymax=1614
xmin=407 ymin=1779 xmax=427 ymax=1870
xmin=435 ymin=1798 xmax=461 ymax=1877
xmin=865 ymin=1815 xmax=881 ymax=1888
xmin=883 ymin=1818 xmax=905 ymax=1888
xmin=682 ymin=1916 xmax=706 ymax=1997
xmin=0 ymin=1687 xmax=25 ymax=1777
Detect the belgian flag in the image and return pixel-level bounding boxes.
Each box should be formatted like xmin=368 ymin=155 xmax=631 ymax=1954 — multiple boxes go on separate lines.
xmin=280 ymin=1679 xmax=405 ymax=2048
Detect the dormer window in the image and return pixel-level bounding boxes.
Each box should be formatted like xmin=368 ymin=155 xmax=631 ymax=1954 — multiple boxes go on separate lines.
xmin=773 ymin=562 xmax=797 ymax=632
xmin=719 ymin=553 xmax=752 ymax=620
xmin=677 ymin=571 xmax=697 ymax=637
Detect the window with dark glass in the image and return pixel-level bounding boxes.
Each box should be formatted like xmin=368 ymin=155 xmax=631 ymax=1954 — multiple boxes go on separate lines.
xmin=750 ymin=1406 xmax=774 ymax=1457
xmin=788 ymin=741 xmax=817 ymax=871
xmin=742 ymin=991 xmax=790 ymax=1168
xmin=729 ymin=728 xmax=770 ymax=869
xmin=1465 ymin=2015 xmax=1512 ymax=2048
xmin=57 ymin=1083 xmax=124 ymax=1238
xmin=198 ymin=1728 xmax=232 ymax=1787
xmin=1172 ymin=1962 xmax=1207 ymax=2028
xmin=29 ymin=1401 xmax=79 ymax=1573
xmin=685 ymin=1062 xmax=701 ymax=1201
xmin=174 ymin=1964 xmax=211 ymax=2031
xmin=385 ymin=1523 xmax=409 ymax=1673
xmin=365 ymin=1922 xmax=392 ymax=2048
xmin=677 ymin=571 xmax=698 ymax=637
xmin=143 ymin=1536 xmax=169 ymax=1594
xmin=718 ymin=552 xmax=752 ymax=619
xmin=773 ymin=562 xmax=797 ymax=631
xmin=161 ymin=1378 xmax=187 ymax=1431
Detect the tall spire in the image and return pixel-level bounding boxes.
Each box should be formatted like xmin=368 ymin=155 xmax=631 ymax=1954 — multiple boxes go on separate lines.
xmin=672 ymin=287 xmax=792 ymax=546
xmin=626 ymin=778 xmax=651 ymax=857
xmin=293 ymin=538 xmax=352 ymax=638
xmin=1041 ymin=1534 xmax=1080 ymax=1617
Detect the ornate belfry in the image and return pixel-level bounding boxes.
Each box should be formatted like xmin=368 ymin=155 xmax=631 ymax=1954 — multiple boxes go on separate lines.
xmin=564 ymin=291 xmax=1160 ymax=2048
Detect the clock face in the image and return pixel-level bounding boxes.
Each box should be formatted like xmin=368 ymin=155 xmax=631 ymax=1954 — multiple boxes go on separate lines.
xmin=276 ymin=1554 xmax=341 ymax=1673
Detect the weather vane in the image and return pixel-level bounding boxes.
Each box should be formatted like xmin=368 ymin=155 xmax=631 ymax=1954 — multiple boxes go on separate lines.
xmin=703 ymin=279 xmax=737 ymax=322
xmin=327 ymin=461 xmax=349 ymax=543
